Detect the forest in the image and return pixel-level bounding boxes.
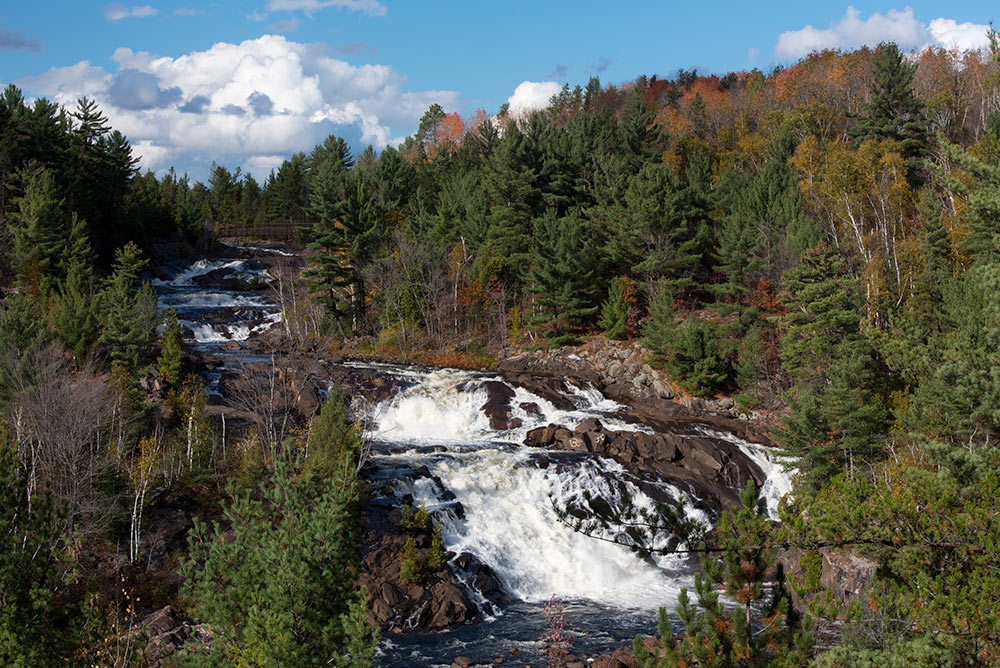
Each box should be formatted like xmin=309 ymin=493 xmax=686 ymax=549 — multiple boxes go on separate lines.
xmin=2 ymin=35 xmax=1000 ymax=666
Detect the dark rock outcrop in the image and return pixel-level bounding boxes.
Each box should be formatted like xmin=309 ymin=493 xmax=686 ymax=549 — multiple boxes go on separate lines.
xmin=777 ymin=544 xmax=877 ymax=618
xmin=525 ymin=418 xmax=764 ymax=509
xmin=481 ymin=380 xmax=519 ymax=430
xmin=130 ymin=606 xmax=212 ymax=666
xmin=360 ymin=528 xmax=479 ymax=632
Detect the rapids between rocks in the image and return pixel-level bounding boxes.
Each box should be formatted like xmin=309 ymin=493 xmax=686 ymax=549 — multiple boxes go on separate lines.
xmin=152 ymin=244 xmax=795 ymax=667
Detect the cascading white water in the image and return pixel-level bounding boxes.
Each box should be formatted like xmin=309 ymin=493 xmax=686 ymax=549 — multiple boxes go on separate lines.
xmin=408 ymin=451 xmax=706 ymax=609
xmin=372 ymin=368 xmax=642 ymax=444
xmin=228 ymin=243 xmax=297 ymax=257
xmin=159 ymin=291 xmax=273 ymax=309
xmin=153 ymin=253 xmax=283 ymax=344
xmin=152 ymin=258 xmax=272 ymax=287
xmin=694 ymin=426 xmax=796 ymax=518
xmin=370 ymin=367 xmax=712 ymax=610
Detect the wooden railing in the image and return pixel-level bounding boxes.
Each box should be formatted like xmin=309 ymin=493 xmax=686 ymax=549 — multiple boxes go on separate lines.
xmin=215 ymin=221 xmax=312 ymax=242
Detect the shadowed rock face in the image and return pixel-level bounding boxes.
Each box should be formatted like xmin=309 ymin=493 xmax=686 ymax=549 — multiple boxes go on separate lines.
xmin=481 ymin=380 xmax=519 ymax=430
xmin=360 ymin=472 xmax=508 ymax=633
xmin=525 ymin=416 xmax=764 ymax=511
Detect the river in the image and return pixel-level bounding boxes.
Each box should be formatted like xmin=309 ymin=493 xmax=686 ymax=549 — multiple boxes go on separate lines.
xmin=153 ymin=243 xmax=794 ymax=667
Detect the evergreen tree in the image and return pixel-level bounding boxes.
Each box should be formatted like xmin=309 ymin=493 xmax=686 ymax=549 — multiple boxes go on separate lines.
xmin=97 ymin=242 xmax=159 ymax=375
xmin=305 ymin=388 xmax=363 ymax=482
xmin=779 ymin=245 xmax=890 ymax=489
xmin=643 ymin=280 xmax=678 ymax=366
xmin=714 ymin=148 xmax=814 ymax=302
xmin=266 ymin=154 xmax=310 ymax=222
xmin=851 ymin=42 xmax=929 ymax=164
xmin=880 ymin=189 xmax=954 ymax=385
xmin=180 ymin=455 xmax=376 ymax=667
xmin=634 ymin=482 xmax=812 ymax=668
xmin=621 ymin=162 xmax=711 ymax=295
xmin=663 ymin=319 xmax=729 ymax=396
xmin=910 ymin=259 xmax=1000 ymax=447
xmin=524 ymin=210 xmax=599 ymax=345
xmin=600 ymin=276 xmax=633 ymax=340
xmin=157 ymin=309 xmax=186 ymax=389
xmin=619 ymin=84 xmax=667 ymax=172
xmin=479 ymin=120 xmax=540 ymax=286
xmin=50 ymin=248 xmax=97 ymax=363
xmin=0 ymin=294 xmax=52 ymax=413
xmin=305 ymin=167 xmax=384 ymax=337
xmin=10 ymin=163 xmax=69 ymax=293
xmin=942 ymin=139 xmax=1000 ymax=263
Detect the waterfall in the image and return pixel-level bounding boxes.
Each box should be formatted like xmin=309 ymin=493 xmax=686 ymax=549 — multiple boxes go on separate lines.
xmin=694 ymin=425 xmax=796 ymax=518
xmin=368 ymin=367 xmax=722 ymax=611
xmin=153 ymin=254 xmax=282 ymax=344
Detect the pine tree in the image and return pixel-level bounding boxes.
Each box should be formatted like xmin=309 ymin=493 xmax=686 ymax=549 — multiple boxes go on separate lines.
xmin=305 ymin=166 xmax=384 ymax=337
xmin=643 ymin=280 xmax=678 ymax=366
xmin=851 ymin=42 xmax=929 ymax=164
xmin=623 ymin=162 xmax=711 ymax=295
xmin=305 ymin=389 xmax=363 ymax=482
xmin=97 ymin=242 xmax=159 ymax=375
xmin=942 ymin=139 xmax=1000 ymax=263
xmin=480 ymin=120 xmax=540 ymax=285
xmin=50 ymin=252 xmax=97 ymax=363
xmin=10 ymin=163 xmax=69 ymax=293
xmin=524 ymin=210 xmax=599 ymax=345
xmin=600 ymin=276 xmax=633 ymax=340
xmin=157 ymin=309 xmax=186 ymax=388
xmin=634 ymin=482 xmax=812 ymax=668
xmin=180 ymin=455 xmax=377 ymax=667
xmin=662 ymin=319 xmax=728 ymax=396
xmin=779 ymin=245 xmax=890 ymax=489
xmin=714 ymin=149 xmax=814 ymax=302
xmin=0 ymin=294 xmax=51 ymax=413
xmin=619 ymin=84 xmax=667 ymax=172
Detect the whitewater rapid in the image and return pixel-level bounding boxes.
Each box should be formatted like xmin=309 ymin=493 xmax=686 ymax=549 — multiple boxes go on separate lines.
xmin=153 ymin=255 xmax=282 ymax=344
xmin=363 ymin=365 xmax=782 ymax=614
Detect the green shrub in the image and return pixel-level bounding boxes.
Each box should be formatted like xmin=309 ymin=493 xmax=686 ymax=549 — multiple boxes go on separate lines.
xmin=180 ymin=456 xmax=376 ymax=667
xmin=427 ymin=526 xmax=446 ymax=571
xmin=600 ymin=276 xmax=632 ymax=340
xmin=398 ymin=537 xmax=423 ymax=584
xmin=398 ymin=503 xmax=430 ymax=531
xmin=305 ymin=389 xmax=362 ymax=483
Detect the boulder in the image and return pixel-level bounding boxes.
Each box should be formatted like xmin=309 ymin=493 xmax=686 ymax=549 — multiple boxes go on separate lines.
xmin=525 ymin=425 xmax=558 ymax=448
xmin=575 ymin=417 xmax=604 ymax=434
xmin=481 ymin=381 xmax=518 ymax=431
xmin=427 ymin=582 xmax=478 ymax=627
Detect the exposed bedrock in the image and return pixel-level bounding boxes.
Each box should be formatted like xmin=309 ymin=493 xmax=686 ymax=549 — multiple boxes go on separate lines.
xmin=525 ymin=417 xmax=765 ymax=510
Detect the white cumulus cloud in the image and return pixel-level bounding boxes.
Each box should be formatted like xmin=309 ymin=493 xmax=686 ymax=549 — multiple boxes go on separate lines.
xmin=773 ymin=7 xmax=990 ymax=60
xmin=506 ymin=80 xmax=561 ymax=117
xmin=18 ymin=35 xmax=456 ymax=178
xmin=105 ymin=3 xmax=159 ymax=21
xmin=928 ymin=18 xmax=992 ymax=52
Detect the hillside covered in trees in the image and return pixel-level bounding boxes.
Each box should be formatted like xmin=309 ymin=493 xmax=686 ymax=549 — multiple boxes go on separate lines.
xmin=3 ymin=35 xmax=1000 ymax=666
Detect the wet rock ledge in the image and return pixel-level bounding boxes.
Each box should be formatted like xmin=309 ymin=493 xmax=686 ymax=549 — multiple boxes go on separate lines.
xmin=525 ymin=417 xmax=764 ymax=510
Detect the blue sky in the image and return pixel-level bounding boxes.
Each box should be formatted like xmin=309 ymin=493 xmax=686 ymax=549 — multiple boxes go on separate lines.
xmin=1 ymin=1 xmax=995 ymax=181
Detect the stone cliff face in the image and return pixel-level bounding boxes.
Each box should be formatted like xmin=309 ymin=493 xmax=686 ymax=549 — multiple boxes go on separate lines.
xmin=778 ymin=544 xmax=877 ymax=619
xmin=524 ymin=417 xmax=764 ymax=511
xmin=499 ymin=336 xmax=766 ymax=422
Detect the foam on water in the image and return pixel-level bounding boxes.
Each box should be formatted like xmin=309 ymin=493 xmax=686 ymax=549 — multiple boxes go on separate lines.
xmin=371 ymin=368 xmax=712 ymax=610
xmin=371 ymin=368 xmax=641 ymax=444
xmin=153 ymin=258 xmax=271 ymax=288
xmin=406 ymin=450 xmax=698 ymax=609
xmin=694 ymin=425 xmax=796 ymax=518
xmin=158 ymin=291 xmax=273 ymax=309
